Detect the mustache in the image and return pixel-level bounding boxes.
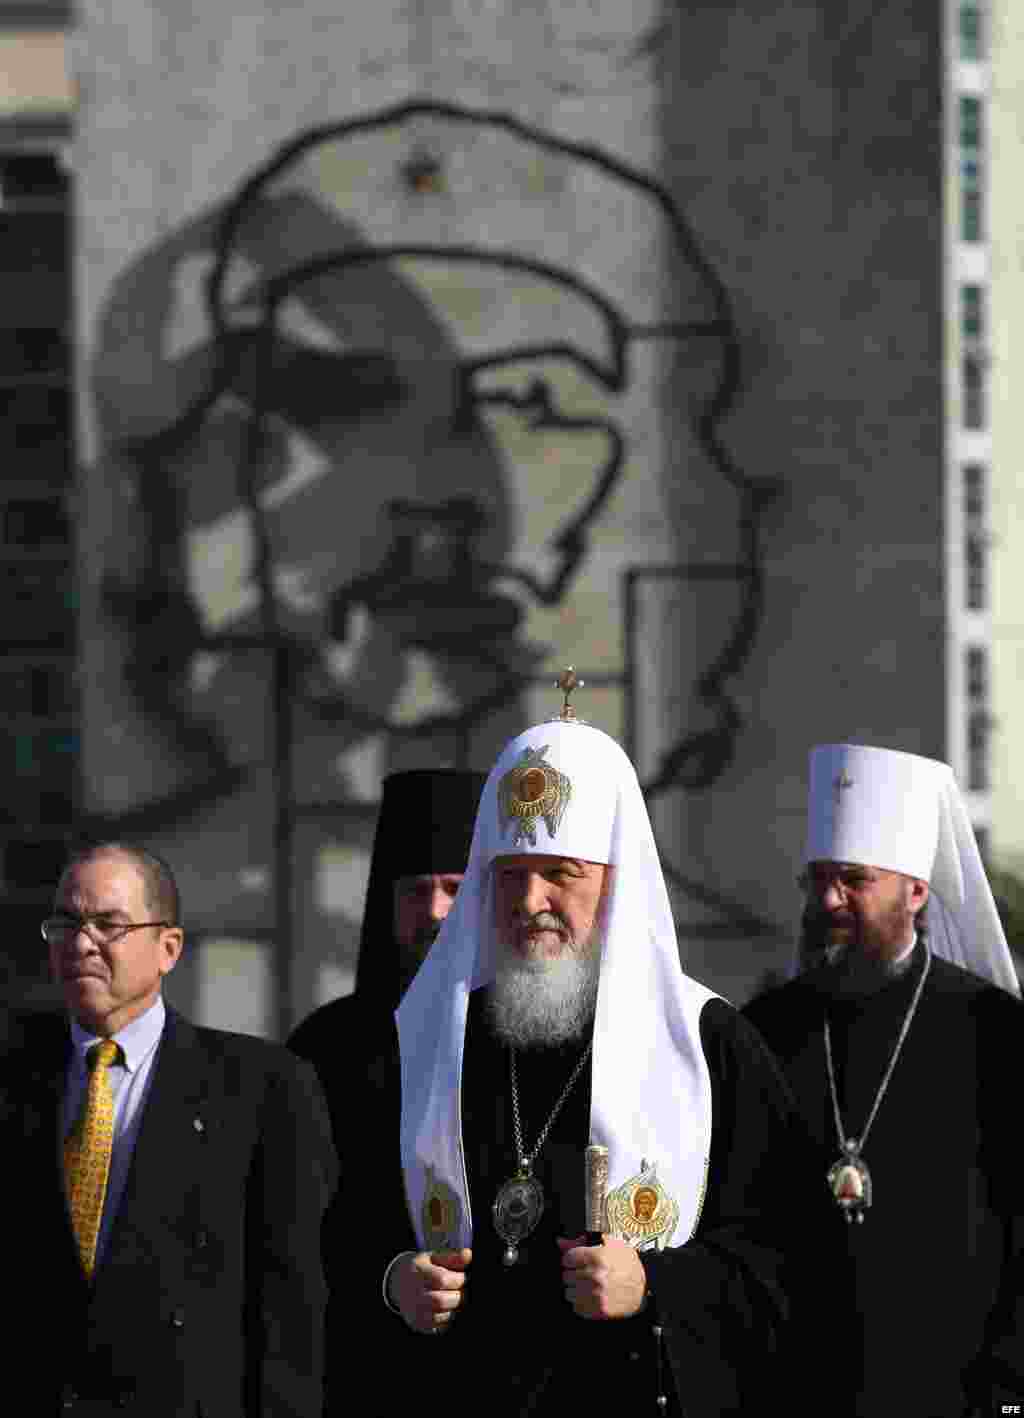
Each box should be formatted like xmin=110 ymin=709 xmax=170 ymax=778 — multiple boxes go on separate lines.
xmin=802 ymin=908 xmax=854 ymax=934
xmin=799 ymin=909 xmax=855 ymax=969
xmin=519 ymin=911 xmax=570 ymax=935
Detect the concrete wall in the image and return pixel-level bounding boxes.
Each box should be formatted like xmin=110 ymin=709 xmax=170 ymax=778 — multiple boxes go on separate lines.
xmin=656 ymin=1 xmax=945 ymax=991
xmin=74 ymin=0 xmax=946 ymax=1030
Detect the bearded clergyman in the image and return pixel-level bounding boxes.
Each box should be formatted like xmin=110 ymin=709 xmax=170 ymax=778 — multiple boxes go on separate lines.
xmin=338 ymin=680 xmax=805 ymax=1417
xmin=289 ymin=768 xmax=485 ymax=1410
xmin=289 ymin=767 xmax=485 ymax=1089
xmin=744 ymin=743 xmax=1024 ymax=1418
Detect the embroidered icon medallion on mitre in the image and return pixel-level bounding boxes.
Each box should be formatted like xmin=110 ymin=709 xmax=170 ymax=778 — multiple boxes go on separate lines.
xmin=497 ymin=745 xmax=572 ymax=847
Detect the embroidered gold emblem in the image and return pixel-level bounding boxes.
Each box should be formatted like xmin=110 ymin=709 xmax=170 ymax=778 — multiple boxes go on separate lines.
xmin=497 ymin=745 xmax=571 ymax=847
xmin=421 ymin=1165 xmax=461 ymax=1250
xmin=604 ymin=1160 xmax=681 ymax=1252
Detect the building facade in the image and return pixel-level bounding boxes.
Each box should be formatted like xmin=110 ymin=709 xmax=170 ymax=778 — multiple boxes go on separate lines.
xmin=987 ymin=2 xmax=1024 ymax=887
xmin=0 ymin=3 xmax=74 ymax=1004
xmin=2 ymin=1 xmax=969 ymax=1029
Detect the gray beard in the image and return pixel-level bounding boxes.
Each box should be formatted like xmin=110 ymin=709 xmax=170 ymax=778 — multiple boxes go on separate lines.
xmin=487 ymin=949 xmax=600 ymax=1049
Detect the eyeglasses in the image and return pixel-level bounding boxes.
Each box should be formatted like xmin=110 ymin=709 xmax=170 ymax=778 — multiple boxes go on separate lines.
xmin=40 ymin=914 xmax=172 ymax=946
xmin=796 ymin=867 xmax=876 ymax=898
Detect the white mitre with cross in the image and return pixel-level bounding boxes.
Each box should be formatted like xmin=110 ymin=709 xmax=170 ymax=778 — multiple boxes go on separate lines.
xmin=397 ymin=678 xmax=718 ymax=1254
xmin=805 ymin=743 xmax=1020 ymax=995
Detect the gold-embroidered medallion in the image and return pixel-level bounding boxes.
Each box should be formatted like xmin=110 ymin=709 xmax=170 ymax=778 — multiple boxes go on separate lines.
xmin=421 ymin=1165 xmax=462 ymax=1251
xmin=604 ymin=1160 xmax=681 ymax=1252
xmin=497 ymin=745 xmax=571 ymax=847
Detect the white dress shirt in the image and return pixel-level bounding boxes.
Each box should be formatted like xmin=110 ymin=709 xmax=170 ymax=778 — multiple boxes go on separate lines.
xmin=62 ymin=995 xmax=167 ymax=1270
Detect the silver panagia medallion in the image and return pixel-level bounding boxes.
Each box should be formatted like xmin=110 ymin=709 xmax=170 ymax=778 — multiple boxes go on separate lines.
xmin=827 ymin=1138 xmax=872 ymax=1224
xmin=493 ymin=1169 xmax=545 ymax=1265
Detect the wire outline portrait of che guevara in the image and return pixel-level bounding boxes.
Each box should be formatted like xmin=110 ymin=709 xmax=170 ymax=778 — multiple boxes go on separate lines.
xmin=91 ymin=100 xmax=763 ymax=829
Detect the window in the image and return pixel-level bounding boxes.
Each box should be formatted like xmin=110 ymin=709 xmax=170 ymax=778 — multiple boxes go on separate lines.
xmin=966 ymin=646 xmax=989 ymax=792
xmin=961 ymin=283 xmax=984 ymax=340
xmin=963 ymin=464 xmax=987 ymax=611
xmin=966 ymin=645 xmax=987 ymax=700
xmin=963 ymin=353 xmax=985 ymax=430
xmin=959 ymin=96 xmax=981 ymax=150
xmin=959 ymin=3 xmax=983 ymax=62
xmin=2 ymin=493 xmax=69 ymax=547
xmin=959 ymin=98 xmax=983 ymax=242
xmin=964 ymin=463 xmax=984 ymax=522
xmin=961 ymin=287 xmax=986 ymax=431
xmin=961 ymin=188 xmax=981 ymax=243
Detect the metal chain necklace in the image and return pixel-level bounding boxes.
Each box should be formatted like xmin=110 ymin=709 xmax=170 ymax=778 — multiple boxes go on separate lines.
xmin=493 ymin=1041 xmax=593 ymax=1266
xmin=823 ymin=941 xmax=931 ymax=1224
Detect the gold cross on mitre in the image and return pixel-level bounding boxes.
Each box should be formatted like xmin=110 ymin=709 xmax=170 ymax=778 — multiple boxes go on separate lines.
xmin=832 ymin=771 xmax=853 ymax=805
xmin=556 ymin=666 xmax=584 ymax=721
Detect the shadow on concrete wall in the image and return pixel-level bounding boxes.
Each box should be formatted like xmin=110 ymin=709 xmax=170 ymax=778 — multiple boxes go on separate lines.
xmin=82 ymin=101 xmax=787 ymax=1023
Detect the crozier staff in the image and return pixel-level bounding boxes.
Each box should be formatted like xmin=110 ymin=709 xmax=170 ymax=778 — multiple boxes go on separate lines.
xmin=343 ymin=674 xmax=803 ymax=1417
xmin=745 ymin=744 xmax=1024 ymax=1418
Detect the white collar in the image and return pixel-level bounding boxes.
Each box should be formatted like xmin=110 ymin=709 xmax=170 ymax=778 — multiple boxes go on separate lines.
xmin=71 ymin=995 xmax=166 ymax=1074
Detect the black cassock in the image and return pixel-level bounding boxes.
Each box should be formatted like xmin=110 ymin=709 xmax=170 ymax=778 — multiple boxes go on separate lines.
xmin=305 ymin=986 xmax=807 ymax=1418
xmin=744 ymin=946 xmax=1024 ymax=1418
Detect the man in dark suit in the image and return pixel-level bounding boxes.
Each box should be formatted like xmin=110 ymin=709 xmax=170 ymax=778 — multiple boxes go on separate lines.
xmin=1 ymin=840 xmax=334 ymax=1417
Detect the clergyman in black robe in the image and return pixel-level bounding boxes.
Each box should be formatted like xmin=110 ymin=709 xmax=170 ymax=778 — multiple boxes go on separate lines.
xmin=288 ymin=767 xmax=484 ymax=1410
xmin=345 ymin=987 xmax=804 ymax=1417
xmin=745 ymin=739 xmax=1024 ymax=1418
xmin=289 ymin=768 xmax=485 ymax=1108
xmin=372 ymin=715 xmax=808 ymax=1418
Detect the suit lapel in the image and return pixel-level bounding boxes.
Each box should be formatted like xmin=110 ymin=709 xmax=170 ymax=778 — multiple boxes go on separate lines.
xmin=96 ymin=1006 xmax=211 ymax=1281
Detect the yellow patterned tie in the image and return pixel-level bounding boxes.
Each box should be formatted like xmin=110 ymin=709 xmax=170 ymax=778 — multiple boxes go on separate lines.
xmin=64 ymin=1039 xmax=121 ymax=1278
